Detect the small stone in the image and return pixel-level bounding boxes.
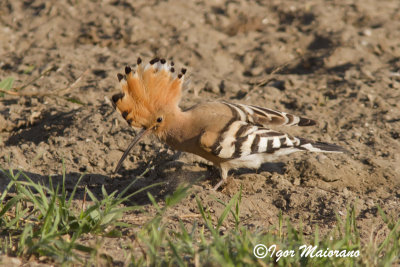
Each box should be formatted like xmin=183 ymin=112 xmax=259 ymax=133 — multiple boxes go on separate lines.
xmin=316 ymin=154 xmax=327 ymax=163
xmin=342 ymin=187 xmax=350 ymax=196
xmin=20 ymin=143 xmax=29 ymax=150
xmin=362 ymin=29 xmax=372 ymax=36
xmin=85 ymin=165 xmax=94 ymax=172
xmin=203 ymin=80 xmax=220 ymax=94
xmin=80 ymin=156 xmax=89 ymax=165
xmin=304 ymin=225 xmax=312 ymax=234
xmin=366 ymin=198 xmax=374 ymax=207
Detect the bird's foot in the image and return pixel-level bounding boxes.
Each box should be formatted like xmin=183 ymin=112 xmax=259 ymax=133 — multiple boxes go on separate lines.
xmin=212 ymin=178 xmax=226 ymax=191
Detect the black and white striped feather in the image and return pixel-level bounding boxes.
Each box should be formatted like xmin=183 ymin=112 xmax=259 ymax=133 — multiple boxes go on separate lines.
xmin=203 ymin=102 xmax=346 ymax=160
xmin=221 ymin=101 xmax=316 ymax=127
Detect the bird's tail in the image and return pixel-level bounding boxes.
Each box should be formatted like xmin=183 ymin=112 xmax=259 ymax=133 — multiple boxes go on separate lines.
xmin=296 ymin=137 xmax=348 ymax=153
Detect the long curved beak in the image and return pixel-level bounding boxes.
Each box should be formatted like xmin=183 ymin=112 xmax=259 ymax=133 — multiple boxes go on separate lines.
xmin=113 ymin=127 xmax=153 ymax=173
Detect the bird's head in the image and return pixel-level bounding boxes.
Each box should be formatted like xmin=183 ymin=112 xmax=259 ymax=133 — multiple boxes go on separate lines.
xmin=111 ymin=57 xmax=186 ymax=172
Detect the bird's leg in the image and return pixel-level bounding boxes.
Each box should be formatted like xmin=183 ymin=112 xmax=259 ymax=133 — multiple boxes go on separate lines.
xmin=213 ymin=166 xmax=228 ymax=191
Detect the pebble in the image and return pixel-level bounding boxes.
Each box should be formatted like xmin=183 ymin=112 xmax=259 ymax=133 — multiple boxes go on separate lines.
xmin=80 ymin=156 xmax=89 ymax=165
xmin=366 ymin=198 xmax=375 ymax=207
xmin=316 ymin=154 xmax=327 ymax=163
xmin=20 ymin=143 xmax=29 ymax=150
xmin=203 ymin=80 xmax=220 ymax=94
xmin=362 ymin=29 xmax=372 ymax=36
xmin=342 ymin=187 xmax=349 ymax=196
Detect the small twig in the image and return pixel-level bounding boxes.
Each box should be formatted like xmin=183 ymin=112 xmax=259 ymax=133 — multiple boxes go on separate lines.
xmin=55 ymin=69 xmax=90 ymax=94
xmin=247 ymin=48 xmax=308 ymax=89
xmin=4 ymin=211 xmax=40 ymax=225
xmin=1 ymin=68 xmax=89 ymax=99
xmin=15 ymin=65 xmax=57 ymax=92
xmin=178 ymin=214 xmax=201 ymax=219
xmin=0 ymin=88 xmax=19 ymax=96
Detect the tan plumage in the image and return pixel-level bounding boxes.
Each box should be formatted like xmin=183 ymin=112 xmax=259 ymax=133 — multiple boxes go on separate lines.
xmin=111 ymin=58 xmax=346 ymax=190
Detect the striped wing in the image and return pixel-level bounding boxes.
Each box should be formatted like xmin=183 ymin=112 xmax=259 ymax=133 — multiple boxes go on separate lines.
xmin=201 ymin=120 xmax=345 ymax=160
xmin=221 ymin=101 xmax=316 ymax=127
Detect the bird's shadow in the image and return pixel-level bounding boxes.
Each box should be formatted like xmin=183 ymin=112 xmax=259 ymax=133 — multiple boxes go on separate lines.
xmin=0 ymin=167 xmax=181 ymax=206
xmin=0 ymin=150 xmax=203 ymax=206
xmin=178 ymin=159 xmax=286 ymax=187
xmin=0 ymin=152 xmax=286 ymax=205
xmin=235 ymin=162 xmax=286 ymax=176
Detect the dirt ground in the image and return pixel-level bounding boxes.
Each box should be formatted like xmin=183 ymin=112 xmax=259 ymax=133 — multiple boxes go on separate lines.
xmin=1 ymin=0 xmax=399 ymax=264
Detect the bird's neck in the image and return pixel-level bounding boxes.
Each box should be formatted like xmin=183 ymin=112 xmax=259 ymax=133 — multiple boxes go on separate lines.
xmin=158 ymin=106 xmax=196 ymax=150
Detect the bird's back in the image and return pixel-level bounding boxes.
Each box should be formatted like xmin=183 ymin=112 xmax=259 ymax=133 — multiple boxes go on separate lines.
xmin=175 ymin=101 xmax=346 ymax=167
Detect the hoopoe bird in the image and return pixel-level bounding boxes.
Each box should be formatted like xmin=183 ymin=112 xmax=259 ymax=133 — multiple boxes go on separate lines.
xmin=111 ymin=57 xmax=346 ymax=190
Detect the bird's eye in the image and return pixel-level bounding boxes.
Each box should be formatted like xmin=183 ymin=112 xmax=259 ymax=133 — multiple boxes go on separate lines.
xmin=157 ymin=117 xmax=163 ymax=123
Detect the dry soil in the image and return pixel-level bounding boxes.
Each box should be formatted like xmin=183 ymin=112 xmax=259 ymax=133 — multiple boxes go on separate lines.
xmin=0 ymin=0 xmax=400 ymax=264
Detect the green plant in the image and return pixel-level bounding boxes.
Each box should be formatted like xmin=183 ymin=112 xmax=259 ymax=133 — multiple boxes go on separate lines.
xmin=0 ymin=162 xmax=159 ymax=263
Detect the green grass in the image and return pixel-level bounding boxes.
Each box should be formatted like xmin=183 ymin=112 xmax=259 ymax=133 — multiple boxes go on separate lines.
xmin=0 ymin=164 xmax=399 ymax=266
xmin=0 ymin=162 xmax=158 ymax=264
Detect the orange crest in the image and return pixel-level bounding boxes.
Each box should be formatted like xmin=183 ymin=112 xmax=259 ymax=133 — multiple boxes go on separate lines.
xmin=111 ymin=57 xmax=186 ymax=129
